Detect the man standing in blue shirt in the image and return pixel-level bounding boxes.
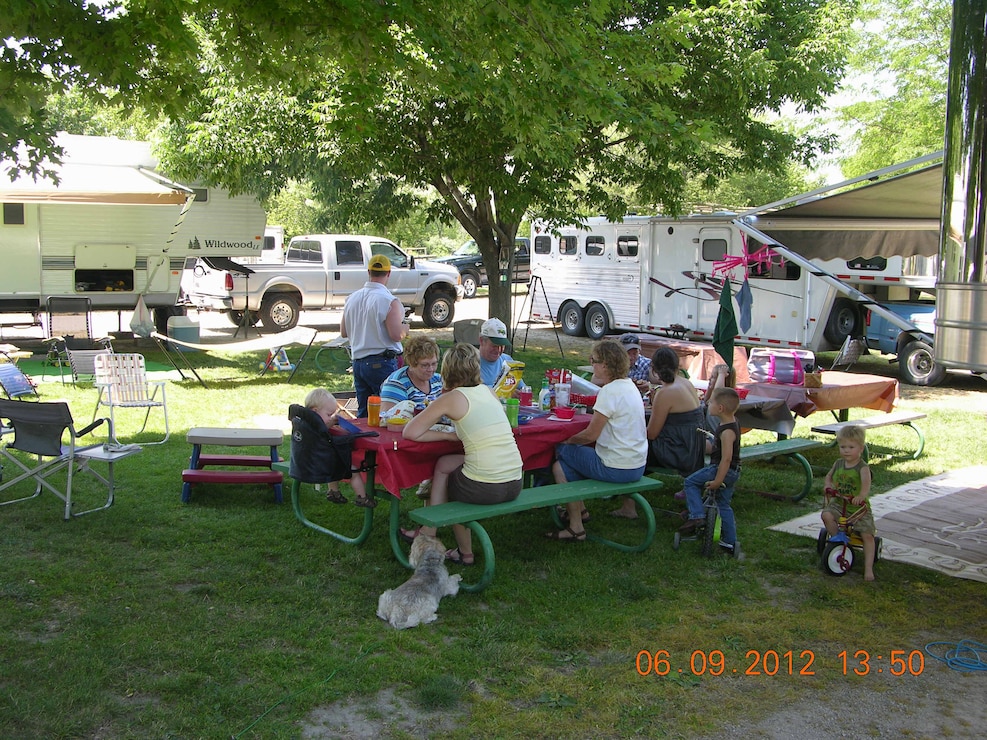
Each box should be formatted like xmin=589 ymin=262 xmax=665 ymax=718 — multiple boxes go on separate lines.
xmin=478 ymin=318 xmax=513 ymax=387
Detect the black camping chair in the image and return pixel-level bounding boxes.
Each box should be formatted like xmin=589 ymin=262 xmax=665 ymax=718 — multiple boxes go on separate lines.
xmin=0 ymin=399 xmax=119 ymax=520
xmin=42 ymin=297 xmax=113 ymax=384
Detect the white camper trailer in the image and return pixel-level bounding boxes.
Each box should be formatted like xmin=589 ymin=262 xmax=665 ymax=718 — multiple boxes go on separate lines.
xmin=530 ymin=211 xmax=937 ymax=353
xmin=0 ymin=133 xmax=266 ymax=329
xmin=529 ymin=157 xmax=945 ymax=359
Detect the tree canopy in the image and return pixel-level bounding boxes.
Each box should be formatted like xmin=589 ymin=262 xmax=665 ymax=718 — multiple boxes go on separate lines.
xmin=834 ymin=0 xmax=950 ymax=176
xmin=4 ymin=0 xmax=855 ymax=323
xmin=154 ymin=0 xmax=855 ymax=321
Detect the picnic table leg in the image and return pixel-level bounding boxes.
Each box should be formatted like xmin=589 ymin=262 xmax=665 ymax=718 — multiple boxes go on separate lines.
xmin=455 ymin=522 xmax=496 ymax=593
xmin=905 ymin=421 xmax=925 ymax=459
xmin=181 ymin=443 xmax=202 ymax=502
xmin=289 ymin=477 xmax=375 ymax=545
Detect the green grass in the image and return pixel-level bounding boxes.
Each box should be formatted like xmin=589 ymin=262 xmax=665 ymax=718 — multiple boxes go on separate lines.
xmin=1 ymin=335 xmax=984 ymax=737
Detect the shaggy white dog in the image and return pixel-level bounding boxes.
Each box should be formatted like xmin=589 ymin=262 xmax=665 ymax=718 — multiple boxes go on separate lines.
xmin=377 ymin=535 xmax=462 ymax=629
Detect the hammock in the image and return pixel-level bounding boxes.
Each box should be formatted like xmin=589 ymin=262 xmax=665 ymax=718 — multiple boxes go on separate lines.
xmin=150 ymin=327 xmax=318 ymax=387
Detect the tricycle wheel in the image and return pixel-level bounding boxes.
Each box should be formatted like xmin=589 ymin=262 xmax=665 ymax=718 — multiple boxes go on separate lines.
xmin=672 ymin=532 xmax=682 ymax=551
xmin=816 ymin=528 xmax=828 ymax=555
xmin=823 ymin=541 xmax=853 ymax=576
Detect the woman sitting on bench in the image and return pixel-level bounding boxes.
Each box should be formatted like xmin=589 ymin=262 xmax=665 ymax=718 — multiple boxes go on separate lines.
xmin=547 ymin=339 xmax=648 ymax=541
xmin=400 ymin=343 xmax=523 ymax=566
xmin=612 ymin=346 xmax=706 ymax=518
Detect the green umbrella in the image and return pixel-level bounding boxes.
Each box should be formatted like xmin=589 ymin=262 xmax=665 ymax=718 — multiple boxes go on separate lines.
xmin=713 ymin=278 xmax=739 ymax=371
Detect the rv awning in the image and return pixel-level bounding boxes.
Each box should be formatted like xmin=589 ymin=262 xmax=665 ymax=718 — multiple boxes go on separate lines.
xmin=0 ymin=164 xmax=190 ymax=205
xmin=1 ymin=133 xmax=192 ymax=206
xmin=746 ymin=160 xmax=944 ymax=260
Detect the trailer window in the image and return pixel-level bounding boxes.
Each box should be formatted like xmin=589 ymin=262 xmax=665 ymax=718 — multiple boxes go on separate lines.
xmin=534 ymin=235 xmax=552 ymax=254
xmin=846 ymin=256 xmax=888 ymax=271
xmin=750 ymin=259 xmax=800 ymax=281
xmin=701 ymin=238 xmax=728 ymax=262
xmin=191 ymin=188 xmax=209 ymax=203
xmin=287 ymin=240 xmax=323 ymax=262
xmin=559 ymin=236 xmax=577 ymax=255
xmin=585 ymin=235 xmax=605 ymax=256
xmin=617 ymin=236 xmax=639 ymax=257
xmin=3 ymin=203 xmax=25 ymax=225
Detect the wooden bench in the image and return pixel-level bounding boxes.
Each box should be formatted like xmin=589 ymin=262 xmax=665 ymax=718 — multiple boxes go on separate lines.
xmin=409 ymin=476 xmax=664 ymax=592
xmin=648 ymin=437 xmax=825 ymax=503
xmin=810 ymin=410 xmax=927 ymax=460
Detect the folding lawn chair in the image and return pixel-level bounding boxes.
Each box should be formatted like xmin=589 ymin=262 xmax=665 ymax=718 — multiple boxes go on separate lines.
xmin=831 ymin=335 xmax=869 ymax=371
xmin=0 ymin=353 xmax=39 ymax=400
xmin=93 ymin=353 xmax=169 ymax=445
xmin=0 ymin=399 xmax=119 ymax=520
xmin=43 ymin=297 xmax=113 ymax=384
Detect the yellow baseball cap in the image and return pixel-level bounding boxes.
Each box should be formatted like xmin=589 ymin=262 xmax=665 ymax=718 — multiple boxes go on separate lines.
xmin=368 ymin=254 xmax=391 ymax=272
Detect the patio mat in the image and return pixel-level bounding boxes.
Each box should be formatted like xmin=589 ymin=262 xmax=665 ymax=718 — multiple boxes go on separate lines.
xmin=15 ymin=357 xmax=178 ymax=383
xmin=770 ymin=466 xmax=987 ymax=583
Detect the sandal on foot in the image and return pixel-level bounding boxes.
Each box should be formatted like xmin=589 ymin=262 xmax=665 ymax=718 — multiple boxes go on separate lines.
xmin=353 ymin=495 xmax=377 ymax=509
xmin=445 ymin=547 xmax=475 ymax=566
xmin=557 ymin=505 xmax=590 ymax=523
xmin=399 ymin=526 xmax=421 ymax=543
xmin=325 ymin=489 xmax=348 ymax=504
xmin=544 ymin=525 xmax=587 ymax=542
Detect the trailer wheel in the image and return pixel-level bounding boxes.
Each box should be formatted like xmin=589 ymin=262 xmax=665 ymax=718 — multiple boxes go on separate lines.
xmin=153 ymin=306 xmax=185 ymax=336
xmin=823 ymin=298 xmax=860 ymax=345
xmin=260 ymin=294 xmax=300 ymax=332
xmin=899 ymin=340 xmax=946 ymax=386
xmin=584 ymin=304 xmax=610 ymax=340
xmin=559 ymin=301 xmax=585 ymax=336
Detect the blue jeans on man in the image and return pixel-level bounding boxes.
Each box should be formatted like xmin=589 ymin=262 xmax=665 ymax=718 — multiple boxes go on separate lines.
xmin=353 ymin=356 xmax=397 ymax=418
xmin=683 ymin=464 xmax=741 ymax=547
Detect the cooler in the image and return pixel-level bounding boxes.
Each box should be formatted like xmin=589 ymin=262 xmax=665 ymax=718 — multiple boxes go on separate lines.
xmin=167 ymin=316 xmax=200 ymax=352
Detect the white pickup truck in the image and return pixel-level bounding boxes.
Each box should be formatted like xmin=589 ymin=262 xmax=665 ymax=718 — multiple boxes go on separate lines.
xmin=182 ymin=234 xmax=463 ymax=331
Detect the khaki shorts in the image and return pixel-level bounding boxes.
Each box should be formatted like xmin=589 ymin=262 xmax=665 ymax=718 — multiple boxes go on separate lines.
xmin=823 ymin=498 xmax=876 ymax=535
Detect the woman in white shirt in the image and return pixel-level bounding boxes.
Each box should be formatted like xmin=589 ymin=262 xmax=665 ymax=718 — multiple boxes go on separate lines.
xmin=547 ymin=339 xmax=648 ymax=541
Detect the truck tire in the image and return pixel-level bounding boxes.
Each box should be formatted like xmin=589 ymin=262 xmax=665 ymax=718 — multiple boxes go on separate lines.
xmin=228 ymin=310 xmax=260 ymax=327
xmin=823 ymin=298 xmax=861 ymax=345
xmin=899 ymin=340 xmax=946 ymax=386
xmin=461 ymin=271 xmax=480 ymax=299
xmin=559 ymin=301 xmax=585 ymax=336
xmin=422 ymin=292 xmax=454 ymax=328
xmin=584 ymin=304 xmax=610 ymax=340
xmin=260 ymin=294 xmax=300 ymax=332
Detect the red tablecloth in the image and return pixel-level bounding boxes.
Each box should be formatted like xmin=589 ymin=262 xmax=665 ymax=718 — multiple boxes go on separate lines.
xmin=349 ymin=414 xmax=592 ymax=496
xmin=738 ymin=371 xmax=899 ymax=418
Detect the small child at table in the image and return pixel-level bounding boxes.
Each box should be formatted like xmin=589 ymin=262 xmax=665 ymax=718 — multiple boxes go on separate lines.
xmin=822 ymin=425 xmax=875 ymax=581
xmin=305 ymin=388 xmax=375 ymax=508
xmin=679 ymin=386 xmax=743 ymax=558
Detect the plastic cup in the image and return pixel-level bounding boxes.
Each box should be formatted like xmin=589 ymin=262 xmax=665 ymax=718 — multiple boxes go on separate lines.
xmin=367 ymin=396 xmax=381 ymax=427
xmin=505 ymin=398 xmax=520 ymax=428
xmin=518 ymin=389 xmax=533 ymax=406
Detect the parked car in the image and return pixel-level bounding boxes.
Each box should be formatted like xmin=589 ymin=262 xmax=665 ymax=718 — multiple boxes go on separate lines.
xmin=434 ymin=238 xmax=531 ymax=298
xmin=865 ymin=300 xmax=945 ymax=386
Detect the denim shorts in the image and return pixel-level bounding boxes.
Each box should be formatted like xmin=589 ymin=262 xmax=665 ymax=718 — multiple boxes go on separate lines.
xmin=556 ymin=443 xmax=646 ymax=484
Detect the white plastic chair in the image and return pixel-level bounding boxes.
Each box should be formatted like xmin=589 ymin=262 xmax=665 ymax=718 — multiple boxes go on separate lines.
xmin=93 ymin=354 xmax=169 ymax=445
